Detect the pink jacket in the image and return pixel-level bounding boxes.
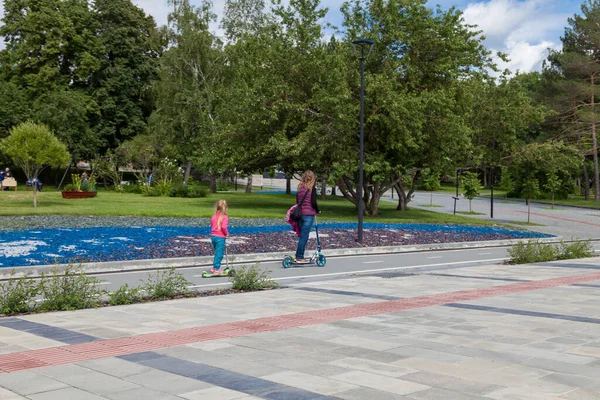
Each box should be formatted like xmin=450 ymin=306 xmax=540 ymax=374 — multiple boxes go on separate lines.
xmin=211 ymin=213 xmax=229 ymax=238
xmin=286 ymin=205 xmax=301 ymax=237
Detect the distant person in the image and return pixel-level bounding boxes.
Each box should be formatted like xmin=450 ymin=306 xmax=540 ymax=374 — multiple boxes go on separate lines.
xmin=81 ymin=171 xmax=88 ymax=183
xmin=4 ymin=168 xmax=11 ymax=178
xmin=294 ymin=170 xmax=320 ymax=263
xmin=0 ymin=170 xmax=4 ymax=190
xmin=27 ymin=178 xmax=42 ymax=191
xmin=210 ymin=199 xmax=229 ymax=275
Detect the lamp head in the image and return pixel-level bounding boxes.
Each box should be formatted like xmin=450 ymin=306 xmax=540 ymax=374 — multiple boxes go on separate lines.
xmin=352 ymin=39 xmax=375 ymax=59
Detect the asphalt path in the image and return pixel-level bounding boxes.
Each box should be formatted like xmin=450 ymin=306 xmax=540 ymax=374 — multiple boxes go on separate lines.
xmin=404 ymin=191 xmax=600 ymax=239
xmin=67 ymin=243 xmax=600 ymax=293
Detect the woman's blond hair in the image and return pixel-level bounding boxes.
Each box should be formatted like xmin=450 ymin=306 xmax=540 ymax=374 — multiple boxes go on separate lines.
xmin=215 ymin=199 xmax=228 ymax=230
xmin=298 ymin=170 xmax=316 ymax=190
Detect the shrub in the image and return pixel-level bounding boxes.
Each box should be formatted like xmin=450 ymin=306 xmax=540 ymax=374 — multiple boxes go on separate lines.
xmin=557 ymin=240 xmax=594 ymax=260
xmin=169 ymin=183 xmax=208 ymax=198
xmin=187 ymin=185 xmax=208 ymax=198
xmin=0 ymin=273 xmax=39 ymax=315
xmin=37 ymin=265 xmax=104 ymax=311
xmin=142 ymin=267 xmax=191 ymax=299
xmin=108 ymin=284 xmax=142 ymax=306
xmin=63 ymin=184 xmax=76 ymax=191
xmin=121 ymin=183 xmax=143 ymax=194
xmin=509 ymin=240 xmax=594 ymax=264
xmin=229 ymin=264 xmax=278 ymax=291
xmin=169 ymin=183 xmax=188 ymax=198
xmin=216 ymin=179 xmax=231 ymax=191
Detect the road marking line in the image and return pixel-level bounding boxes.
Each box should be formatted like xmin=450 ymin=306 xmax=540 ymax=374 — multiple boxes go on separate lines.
xmin=427 ymin=256 xmax=442 ymax=259
xmin=362 ymin=261 xmax=384 ymax=264
xmin=188 ymin=258 xmax=508 ymax=288
xmin=478 ymin=253 xmax=492 ymax=255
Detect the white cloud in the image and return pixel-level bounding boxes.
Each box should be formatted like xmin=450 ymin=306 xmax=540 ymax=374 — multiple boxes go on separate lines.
xmin=462 ymin=0 xmax=569 ymax=74
xmin=492 ymin=40 xmax=559 ymax=74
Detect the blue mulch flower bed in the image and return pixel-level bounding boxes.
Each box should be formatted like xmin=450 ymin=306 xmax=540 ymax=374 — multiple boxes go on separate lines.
xmin=0 ymin=217 xmax=551 ymax=268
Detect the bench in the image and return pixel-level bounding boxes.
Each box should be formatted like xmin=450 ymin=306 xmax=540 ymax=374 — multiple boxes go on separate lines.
xmin=1 ymin=177 xmax=17 ymax=191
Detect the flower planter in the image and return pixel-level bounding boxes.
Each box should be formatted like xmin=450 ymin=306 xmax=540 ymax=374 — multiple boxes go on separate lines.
xmin=61 ymin=191 xmax=97 ymax=199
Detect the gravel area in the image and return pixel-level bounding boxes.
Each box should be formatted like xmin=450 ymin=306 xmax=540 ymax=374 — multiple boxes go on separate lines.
xmin=0 ymin=217 xmax=550 ymax=267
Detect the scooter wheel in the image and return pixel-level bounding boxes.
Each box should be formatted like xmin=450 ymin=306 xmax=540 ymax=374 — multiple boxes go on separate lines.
xmin=316 ymin=255 xmax=326 ymax=267
xmin=283 ymin=256 xmax=294 ymax=268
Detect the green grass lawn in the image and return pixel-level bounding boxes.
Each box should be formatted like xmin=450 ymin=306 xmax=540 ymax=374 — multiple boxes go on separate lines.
xmin=0 ymin=188 xmax=495 ymax=225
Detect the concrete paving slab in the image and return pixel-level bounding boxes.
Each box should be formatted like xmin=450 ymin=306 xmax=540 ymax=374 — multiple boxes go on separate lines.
xmin=0 ymin=371 xmax=68 ymax=396
xmin=26 ymin=387 xmax=108 ymax=400
xmin=0 ymin=258 xmax=599 ymax=399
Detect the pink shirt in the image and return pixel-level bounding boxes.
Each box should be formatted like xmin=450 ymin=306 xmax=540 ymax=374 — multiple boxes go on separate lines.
xmin=211 ymin=213 xmax=229 ymax=238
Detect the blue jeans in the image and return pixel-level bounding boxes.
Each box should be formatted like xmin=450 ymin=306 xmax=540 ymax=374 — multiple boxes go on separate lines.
xmin=295 ymin=215 xmax=314 ymax=259
xmin=211 ymin=236 xmax=226 ymax=269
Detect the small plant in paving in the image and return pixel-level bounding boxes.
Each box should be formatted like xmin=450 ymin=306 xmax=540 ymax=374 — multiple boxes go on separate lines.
xmin=108 ymin=284 xmax=142 ymax=306
xmin=557 ymin=240 xmax=594 ymax=260
xmin=142 ymin=267 xmax=191 ymax=299
xmin=37 ymin=265 xmax=105 ymax=311
xmin=508 ymin=240 xmax=558 ymax=264
xmin=0 ymin=273 xmax=39 ymax=315
xmin=229 ymin=264 xmax=278 ymax=291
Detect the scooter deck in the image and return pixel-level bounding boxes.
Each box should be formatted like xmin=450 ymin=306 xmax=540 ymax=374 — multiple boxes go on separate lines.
xmin=283 ymin=255 xmax=326 ymax=268
xmin=201 ymin=268 xmax=234 ymax=278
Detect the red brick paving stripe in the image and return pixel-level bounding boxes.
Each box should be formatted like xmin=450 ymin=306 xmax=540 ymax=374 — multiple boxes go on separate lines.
xmin=0 ymin=270 xmax=599 ymax=374
xmin=513 ymin=209 xmax=600 ymax=227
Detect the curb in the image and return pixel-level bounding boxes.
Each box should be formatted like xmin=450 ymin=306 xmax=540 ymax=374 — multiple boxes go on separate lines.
xmin=0 ymin=236 xmax=580 ymax=280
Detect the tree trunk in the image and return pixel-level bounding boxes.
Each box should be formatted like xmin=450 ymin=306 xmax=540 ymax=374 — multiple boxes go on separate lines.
xmin=583 ymin=162 xmax=590 ymax=200
xmin=183 ymin=161 xmax=192 ymax=184
xmin=469 ymin=199 xmax=472 ymax=212
xmin=33 ymin=184 xmax=38 ymax=208
xmin=367 ymin=190 xmax=381 ymax=215
xmin=482 ymin=166 xmax=487 ymax=187
xmin=591 ymin=74 xmax=600 ymax=201
xmin=245 ymin=174 xmax=253 ymax=193
xmin=430 ymin=191 xmax=433 ymax=206
xmin=285 ymin=174 xmax=291 ymax=195
xmin=331 ymin=185 xmax=336 ymax=196
xmin=394 ymin=172 xmax=419 ymax=211
xmin=209 ymin=170 xmax=217 ymax=194
xmin=321 ymin=176 xmax=327 ymax=201
xmin=527 ymin=199 xmax=531 ymax=223
xmin=552 ymin=193 xmax=555 ymax=209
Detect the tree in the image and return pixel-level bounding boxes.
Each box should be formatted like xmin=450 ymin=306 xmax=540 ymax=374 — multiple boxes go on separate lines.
xmin=32 ymin=91 xmax=101 ymax=161
xmin=149 ymin=0 xmax=225 ymax=190
xmin=1 ymin=122 xmax=70 ymax=207
xmin=0 ymin=82 xmax=28 ymax=139
xmin=461 ymin=172 xmax=480 ymax=212
xmin=115 ymin=134 xmax=164 ymax=185
xmin=544 ymin=172 xmax=562 ymax=209
xmin=339 ymin=0 xmax=495 ymax=215
xmin=544 ymin=0 xmax=600 ymax=201
xmin=421 ymin=169 xmax=441 ymax=206
xmin=522 ymin=177 xmax=541 ymax=223
xmin=91 ymin=0 xmax=163 ymax=149
xmin=499 ymin=169 xmax=516 ymax=198
xmin=505 ymin=141 xmax=582 ymax=199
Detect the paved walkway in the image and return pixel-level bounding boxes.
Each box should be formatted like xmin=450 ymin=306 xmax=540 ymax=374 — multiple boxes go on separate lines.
xmin=1 ymin=257 xmax=600 ymax=399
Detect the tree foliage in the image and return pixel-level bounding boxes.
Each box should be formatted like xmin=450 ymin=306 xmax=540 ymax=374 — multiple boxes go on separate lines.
xmin=1 ymin=122 xmax=70 ymax=207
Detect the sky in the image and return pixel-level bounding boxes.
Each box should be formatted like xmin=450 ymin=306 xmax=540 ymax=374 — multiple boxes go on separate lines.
xmin=0 ymin=0 xmax=585 ymax=74
xmin=127 ymin=0 xmax=582 ymax=75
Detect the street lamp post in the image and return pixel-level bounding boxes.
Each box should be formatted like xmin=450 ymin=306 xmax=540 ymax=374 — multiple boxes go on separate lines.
xmin=352 ymin=39 xmax=374 ymax=244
